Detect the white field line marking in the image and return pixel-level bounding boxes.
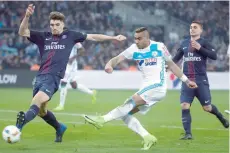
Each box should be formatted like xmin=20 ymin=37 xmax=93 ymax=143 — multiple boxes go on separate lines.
xmin=0 ymin=109 xmax=228 ymax=131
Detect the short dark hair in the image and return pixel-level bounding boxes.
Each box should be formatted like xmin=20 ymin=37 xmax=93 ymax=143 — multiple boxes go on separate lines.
xmin=49 ymin=11 xmax=65 ymax=22
xmin=192 ymin=20 xmax=203 ymax=28
xmin=135 ymin=27 xmax=148 ymax=33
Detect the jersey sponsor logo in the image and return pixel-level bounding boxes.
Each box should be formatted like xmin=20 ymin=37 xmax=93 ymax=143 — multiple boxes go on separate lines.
xmin=44 ymin=42 xmax=65 ymax=50
xmin=184 ymin=52 xmax=201 ymax=62
xmin=144 ymin=58 xmax=157 ymax=66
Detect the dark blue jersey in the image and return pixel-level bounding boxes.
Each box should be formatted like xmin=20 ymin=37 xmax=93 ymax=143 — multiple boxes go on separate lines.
xmin=27 ymin=29 xmax=86 ymax=78
xmin=173 ymin=38 xmax=217 ymax=82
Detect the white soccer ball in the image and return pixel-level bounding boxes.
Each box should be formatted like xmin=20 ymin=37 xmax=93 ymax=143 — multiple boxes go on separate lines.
xmin=2 ymin=125 xmax=21 ymax=143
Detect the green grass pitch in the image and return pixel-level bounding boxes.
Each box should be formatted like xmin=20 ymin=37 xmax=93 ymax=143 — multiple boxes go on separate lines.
xmin=0 ymin=88 xmax=229 ymax=153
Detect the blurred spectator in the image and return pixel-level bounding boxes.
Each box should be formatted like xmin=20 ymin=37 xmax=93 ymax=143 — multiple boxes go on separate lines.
xmin=0 ymin=1 xmax=228 ymax=71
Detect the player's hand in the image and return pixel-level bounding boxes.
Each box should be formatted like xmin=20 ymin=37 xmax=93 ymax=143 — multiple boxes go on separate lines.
xmin=114 ymin=35 xmax=127 ymax=41
xmin=105 ymin=64 xmax=113 ymax=74
xmin=186 ymin=80 xmax=198 ymax=89
xmin=191 ymin=40 xmax=201 ymax=50
xmin=25 ymin=4 xmax=35 ymax=18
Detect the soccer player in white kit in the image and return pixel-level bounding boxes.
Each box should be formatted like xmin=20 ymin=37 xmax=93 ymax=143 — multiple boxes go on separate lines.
xmin=54 ymin=43 xmax=97 ymax=111
xmin=83 ymin=27 xmax=197 ymax=150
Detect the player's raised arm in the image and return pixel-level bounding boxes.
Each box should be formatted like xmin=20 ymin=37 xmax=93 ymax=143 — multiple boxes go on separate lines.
xmin=105 ymin=44 xmax=134 ymax=73
xmin=86 ymin=34 xmax=126 ymax=42
xmin=18 ymin=4 xmax=34 ymax=37
xmin=192 ymin=40 xmax=217 ymax=60
xmin=104 ymin=54 xmax=126 ymax=74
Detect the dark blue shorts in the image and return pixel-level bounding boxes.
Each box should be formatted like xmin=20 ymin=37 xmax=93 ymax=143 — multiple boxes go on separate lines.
xmin=33 ymin=74 xmax=61 ymax=100
xmin=180 ymin=78 xmax=211 ymax=106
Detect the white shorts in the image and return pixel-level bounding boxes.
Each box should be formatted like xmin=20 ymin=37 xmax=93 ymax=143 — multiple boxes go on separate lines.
xmin=62 ymin=64 xmax=78 ymax=83
xmin=136 ymin=85 xmax=166 ymax=115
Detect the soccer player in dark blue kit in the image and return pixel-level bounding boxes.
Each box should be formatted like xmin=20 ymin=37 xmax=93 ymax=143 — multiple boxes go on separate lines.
xmin=173 ymin=21 xmax=229 ymax=140
xmin=16 ymin=4 xmax=126 ymax=142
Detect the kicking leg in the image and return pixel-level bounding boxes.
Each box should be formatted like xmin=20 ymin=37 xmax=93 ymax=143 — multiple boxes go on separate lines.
xmin=16 ymin=91 xmax=49 ymax=130
xmin=83 ymin=93 xmax=146 ymax=128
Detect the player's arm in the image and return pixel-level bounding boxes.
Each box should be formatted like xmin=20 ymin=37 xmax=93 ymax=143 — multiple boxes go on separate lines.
xmin=105 ymin=54 xmax=126 ymax=73
xmin=191 ymin=40 xmax=217 ymax=60
xmin=172 ymin=48 xmax=184 ymax=63
xmin=162 ymin=43 xmax=197 ymax=88
xmin=198 ymin=42 xmax=217 ymax=60
xmin=18 ymin=4 xmax=34 ymax=37
xmin=105 ymin=44 xmax=135 ymax=73
xmin=86 ymin=34 xmax=126 ymax=42
xmin=166 ymin=59 xmax=197 ymax=88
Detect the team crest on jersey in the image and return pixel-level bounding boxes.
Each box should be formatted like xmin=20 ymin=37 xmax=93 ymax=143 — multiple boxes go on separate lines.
xmin=62 ymin=35 xmax=67 ymax=39
xmin=152 ymin=51 xmax=158 ymax=57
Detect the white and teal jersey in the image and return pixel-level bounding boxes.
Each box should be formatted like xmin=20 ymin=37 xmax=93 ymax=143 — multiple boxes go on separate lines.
xmin=121 ymin=40 xmax=172 ymax=91
xmin=68 ymin=42 xmax=83 ymax=68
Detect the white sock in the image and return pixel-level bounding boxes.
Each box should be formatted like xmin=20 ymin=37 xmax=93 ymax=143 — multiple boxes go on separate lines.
xmin=77 ymin=84 xmax=93 ymax=95
xmin=102 ymin=98 xmax=136 ymax=122
xmin=59 ymin=86 xmax=68 ymax=107
xmin=122 ymin=115 xmax=149 ymax=138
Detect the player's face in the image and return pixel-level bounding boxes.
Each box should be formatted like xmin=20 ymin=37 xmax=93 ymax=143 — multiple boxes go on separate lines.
xmin=50 ymin=20 xmax=64 ymax=35
xmin=190 ymin=23 xmax=202 ymax=37
xmin=134 ymin=32 xmax=149 ymax=49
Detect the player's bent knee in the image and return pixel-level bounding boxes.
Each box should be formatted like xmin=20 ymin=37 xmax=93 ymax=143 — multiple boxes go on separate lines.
xmin=132 ymin=94 xmax=146 ymax=106
xmin=38 ymin=110 xmax=46 ymax=117
xmin=70 ymin=81 xmax=77 ymax=89
xmin=129 ymin=107 xmax=140 ymax=115
xmin=38 ymin=103 xmax=48 ymax=117
xmin=181 ymin=102 xmax=190 ymax=109
xmin=203 ymin=105 xmax=212 ymax=112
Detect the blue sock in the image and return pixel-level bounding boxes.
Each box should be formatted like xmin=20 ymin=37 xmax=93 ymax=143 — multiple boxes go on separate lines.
xmin=25 ymin=104 xmax=40 ymax=124
xmin=210 ymin=104 xmax=223 ymax=120
xmin=182 ymin=109 xmax=192 ymax=134
xmin=41 ymin=110 xmax=60 ymax=131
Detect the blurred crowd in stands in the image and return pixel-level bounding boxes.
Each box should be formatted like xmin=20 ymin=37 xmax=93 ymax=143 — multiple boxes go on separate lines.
xmin=0 ymin=1 xmax=229 ymax=71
